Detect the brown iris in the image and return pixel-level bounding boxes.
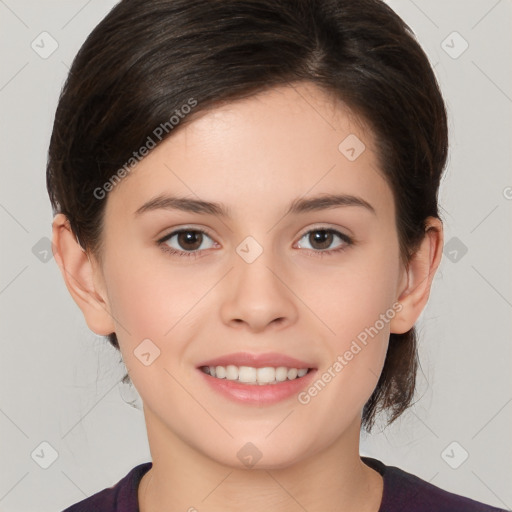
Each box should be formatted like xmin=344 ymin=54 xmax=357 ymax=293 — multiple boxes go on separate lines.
xmin=308 ymin=230 xmax=334 ymax=250
xmin=177 ymin=230 xmax=203 ymax=251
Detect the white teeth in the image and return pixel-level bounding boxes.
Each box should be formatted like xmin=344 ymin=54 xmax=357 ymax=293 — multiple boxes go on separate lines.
xmin=256 ymin=367 xmax=276 ymax=383
xmin=202 ymin=364 xmax=310 ymax=384
xmin=287 ymin=368 xmax=298 ymax=380
xmin=238 ymin=366 xmax=257 ymax=383
xmin=275 ymin=366 xmax=288 ymax=382
xmin=225 ymin=365 xmax=238 ymax=380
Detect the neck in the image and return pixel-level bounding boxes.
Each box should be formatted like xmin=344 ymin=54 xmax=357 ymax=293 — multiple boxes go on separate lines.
xmin=138 ymin=410 xmax=383 ymax=512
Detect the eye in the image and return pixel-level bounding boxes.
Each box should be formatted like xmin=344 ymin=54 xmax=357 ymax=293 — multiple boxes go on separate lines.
xmin=296 ymin=227 xmax=353 ymax=254
xmin=158 ymin=228 xmax=217 ymax=257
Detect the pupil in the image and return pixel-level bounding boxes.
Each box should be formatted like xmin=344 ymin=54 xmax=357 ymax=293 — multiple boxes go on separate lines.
xmin=310 ymin=230 xmax=332 ymax=250
xmin=178 ymin=231 xmax=202 ymax=250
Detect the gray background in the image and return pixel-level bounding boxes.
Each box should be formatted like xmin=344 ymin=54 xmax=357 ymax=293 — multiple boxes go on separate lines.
xmin=1 ymin=1 xmax=511 ymax=511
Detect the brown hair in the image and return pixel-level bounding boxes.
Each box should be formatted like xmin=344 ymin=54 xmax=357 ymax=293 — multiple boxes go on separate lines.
xmin=46 ymin=0 xmax=448 ymax=431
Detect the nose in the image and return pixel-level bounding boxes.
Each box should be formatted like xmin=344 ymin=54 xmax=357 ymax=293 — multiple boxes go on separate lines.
xmin=219 ymin=251 xmax=299 ymax=333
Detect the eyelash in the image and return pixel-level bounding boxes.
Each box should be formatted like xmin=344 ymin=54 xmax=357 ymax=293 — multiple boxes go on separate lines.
xmin=157 ymin=227 xmax=354 ymax=259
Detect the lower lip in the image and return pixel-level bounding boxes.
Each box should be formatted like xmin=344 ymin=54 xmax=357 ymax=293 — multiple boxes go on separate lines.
xmin=198 ymin=368 xmax=317 ymax=405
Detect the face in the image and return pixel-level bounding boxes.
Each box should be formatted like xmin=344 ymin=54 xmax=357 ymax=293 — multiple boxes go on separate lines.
xmin=95 ymin=82 xmax=406 ymax=469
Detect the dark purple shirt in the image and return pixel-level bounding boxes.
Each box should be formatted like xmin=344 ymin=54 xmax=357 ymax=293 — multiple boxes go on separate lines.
xmin=62 ymin=457 xmax=507 ymax=511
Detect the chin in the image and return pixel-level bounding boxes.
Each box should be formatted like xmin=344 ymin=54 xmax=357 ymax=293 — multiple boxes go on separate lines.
xmin=200 ymin=436 xmax=316 ymax=471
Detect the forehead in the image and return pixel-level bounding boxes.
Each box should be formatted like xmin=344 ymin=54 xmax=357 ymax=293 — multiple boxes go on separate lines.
xmin=105 ymin=82 xmax=393 ymax=223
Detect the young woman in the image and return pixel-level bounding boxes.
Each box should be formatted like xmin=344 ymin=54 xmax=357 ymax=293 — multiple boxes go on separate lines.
xmin=47 ymin=0 xmax=507 ymax=510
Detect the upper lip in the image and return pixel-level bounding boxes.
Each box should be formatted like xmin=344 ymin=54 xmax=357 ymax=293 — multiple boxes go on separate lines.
xmin=197 ymin=352 xmax=315 ymax=369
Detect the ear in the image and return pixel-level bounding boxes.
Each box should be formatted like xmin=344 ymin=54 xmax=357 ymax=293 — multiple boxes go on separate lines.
xmin=51 ymin=213 xmax=116 ymax=336
xmin=390 ymin=217 xmax=443 ymax=334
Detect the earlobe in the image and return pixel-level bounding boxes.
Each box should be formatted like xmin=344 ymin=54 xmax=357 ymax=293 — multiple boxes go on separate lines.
xmin=390 ymin=217 xmax=444 ymax=335
xmin=51 ymin=213 xmax=116 ymax=336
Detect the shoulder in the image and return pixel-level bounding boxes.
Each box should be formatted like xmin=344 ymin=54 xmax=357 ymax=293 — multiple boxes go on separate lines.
xmin=61 ymin=462 xmax=152 ymax=512
xmin=362 ymin=457 xmax=507 ymax=512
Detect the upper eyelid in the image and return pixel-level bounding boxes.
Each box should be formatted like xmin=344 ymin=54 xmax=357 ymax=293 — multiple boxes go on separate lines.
xmin=297 ymin=224 xmax=351 ymax=238
xmin=158 ymin=225 xmax=216 ymax=242
xmin=295 ymin=228 xmax=352 ymax=248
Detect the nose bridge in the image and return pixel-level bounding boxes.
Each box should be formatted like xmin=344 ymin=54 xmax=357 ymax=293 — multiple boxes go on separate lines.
xmin=219 ymin=236 xmax=298 ymax=331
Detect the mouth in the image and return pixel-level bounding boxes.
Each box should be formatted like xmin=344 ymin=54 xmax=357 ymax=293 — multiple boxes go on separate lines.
xmin=199 ymin=364 xmax=312 ymax=385
xmin=196 ymin=352 xmax=317 ymax=405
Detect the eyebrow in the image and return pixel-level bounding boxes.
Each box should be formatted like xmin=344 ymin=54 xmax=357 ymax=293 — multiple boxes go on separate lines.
xmin=134 ymin=193 xmax=376 ymax=218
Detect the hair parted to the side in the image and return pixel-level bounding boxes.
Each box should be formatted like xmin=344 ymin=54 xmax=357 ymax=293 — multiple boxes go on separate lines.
xmin=46 ymin=0 xmax=448 ymax=431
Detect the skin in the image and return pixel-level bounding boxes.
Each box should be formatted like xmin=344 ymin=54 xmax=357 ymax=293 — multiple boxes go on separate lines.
xmin=52 ymin=82 xmax=443 ymax=512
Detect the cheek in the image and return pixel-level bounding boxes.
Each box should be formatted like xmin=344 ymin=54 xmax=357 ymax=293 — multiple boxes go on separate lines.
xmin=292 ymin=245 xmax=399 ymax=414
xmin=102 ymin=258 xmax=210 ymax=408
xmin=102 ymin=254 xmax=226 ymax=390
xmin=104 ymin=252 xmax=214 ymax=339
xmin=298 ymin=245 xmax=400 ymax=347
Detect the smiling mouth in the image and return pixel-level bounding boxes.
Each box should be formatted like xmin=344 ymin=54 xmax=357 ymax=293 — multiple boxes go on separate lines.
xmin=199 ymin=365 xmax=312 ymax=385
